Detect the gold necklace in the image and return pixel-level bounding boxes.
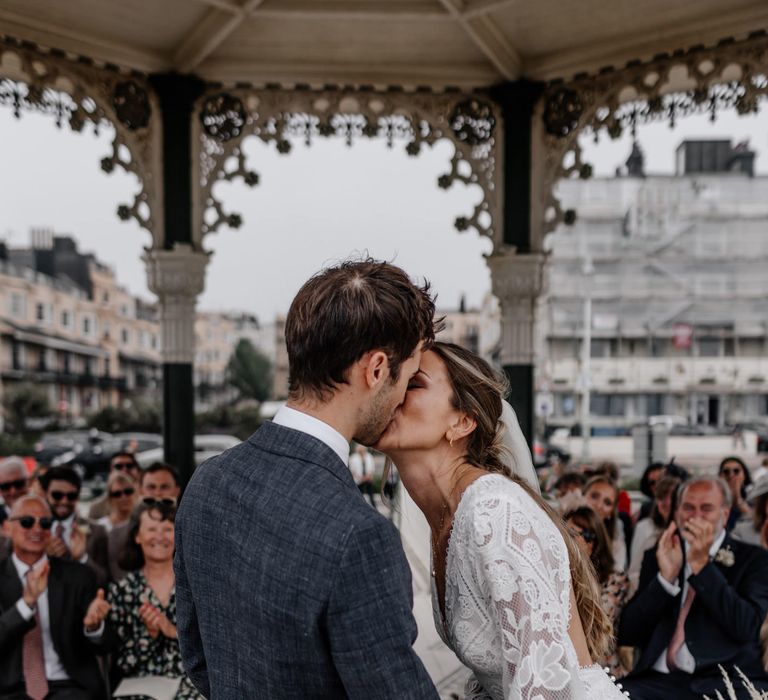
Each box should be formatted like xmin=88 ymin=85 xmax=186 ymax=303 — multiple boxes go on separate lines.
xmin=431 ymin=476 xmax=463 ymax=579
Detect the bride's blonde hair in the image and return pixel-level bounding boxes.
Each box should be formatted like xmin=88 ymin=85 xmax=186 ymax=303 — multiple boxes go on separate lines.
xmin=430 ymin=341 xmax=612 ymax=660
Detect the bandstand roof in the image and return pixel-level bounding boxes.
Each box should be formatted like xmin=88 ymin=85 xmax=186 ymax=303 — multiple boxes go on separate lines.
xmin=1 ymin=0 xmax=767 ymax=87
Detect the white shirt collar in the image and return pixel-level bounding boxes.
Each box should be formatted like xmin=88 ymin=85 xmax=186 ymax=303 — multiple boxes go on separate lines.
xmin=272 ymin=405 xmax=350 ymax=467
xmin=11 ymin=552 xmax=48 ymax=579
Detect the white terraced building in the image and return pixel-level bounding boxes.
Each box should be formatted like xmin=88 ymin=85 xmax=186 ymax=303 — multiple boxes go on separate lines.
xmin=538 ymin=139 xmax=768 ymax=433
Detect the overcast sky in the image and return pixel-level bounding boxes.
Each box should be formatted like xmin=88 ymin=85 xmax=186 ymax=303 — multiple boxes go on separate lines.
xmin=0 ymin=107 xmax=765 ymax=321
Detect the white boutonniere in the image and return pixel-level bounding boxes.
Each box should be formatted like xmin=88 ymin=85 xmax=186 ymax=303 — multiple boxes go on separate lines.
xmin=714 ymin=546 xmax=735 ymax=567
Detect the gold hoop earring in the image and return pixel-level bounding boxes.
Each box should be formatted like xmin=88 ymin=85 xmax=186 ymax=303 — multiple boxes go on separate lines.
xmin=449 ymin=433 xmax=455 ymax=448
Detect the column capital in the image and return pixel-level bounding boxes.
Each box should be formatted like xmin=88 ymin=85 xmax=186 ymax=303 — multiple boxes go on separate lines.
xmin=143 ymin=244 xmax=210 ymax=364
xmin=487 ymin=251 xmax=545 ymax=366
xmin=487 ymin=251 xmax=546 ymax=303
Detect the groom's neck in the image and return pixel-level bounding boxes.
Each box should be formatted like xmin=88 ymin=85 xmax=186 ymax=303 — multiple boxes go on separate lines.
xmin=286 ymin=392 xmax=358 ymax=442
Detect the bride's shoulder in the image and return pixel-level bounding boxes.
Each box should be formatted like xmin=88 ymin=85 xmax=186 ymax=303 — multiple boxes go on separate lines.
xmin=459 ymin=473 xmax=532 ymax=515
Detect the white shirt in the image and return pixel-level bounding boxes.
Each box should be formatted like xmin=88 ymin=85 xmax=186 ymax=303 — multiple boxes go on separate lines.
xmin=13 ymin=554 xmax=104 ymax=681
xmin=652 ymin=529 xmax=727 ymax=673
xmin=53 ymin=512 xmax=89 ymax=564
xmin=272 ymin=405 xmax=350 ymax=467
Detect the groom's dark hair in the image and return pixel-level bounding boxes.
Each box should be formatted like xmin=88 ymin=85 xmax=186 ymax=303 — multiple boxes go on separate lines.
xmin=285 ymin=258 xmax=439 ymax=400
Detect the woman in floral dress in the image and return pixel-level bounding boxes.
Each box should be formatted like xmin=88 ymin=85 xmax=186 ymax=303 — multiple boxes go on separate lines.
xmin=108 ymin=501 xmax=202 ymax=699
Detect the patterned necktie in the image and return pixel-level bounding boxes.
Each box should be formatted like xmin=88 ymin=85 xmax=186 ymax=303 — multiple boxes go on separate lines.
xmin=667 ymin=585 xmax=696 ymax=671
xmin=55 ymin=522 xmax=65 ymax=541
xmin=22 ymin=578 xmax=49 ymax=700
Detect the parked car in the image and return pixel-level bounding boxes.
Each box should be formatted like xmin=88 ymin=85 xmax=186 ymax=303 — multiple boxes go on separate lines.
xmin=134 ymin=434 xmax=241 ymax=469
xmin=114 ymin=432 xmax=163 ymax=454
xmin=533 ymin=439 xmax=571 ymax=469
xmin=34 ymin=430 xmax=124 ymax=478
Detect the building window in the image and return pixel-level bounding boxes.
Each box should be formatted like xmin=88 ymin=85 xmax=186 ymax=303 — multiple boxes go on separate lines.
xmin=121 ymin=328 xmax=130 ymax=344
xmin=646 ymin=394 xmax=665 ymax=416
xmin=61 ymin=310 xmax=71 ymax=329
xmin=82 ymin=316 xmax=93 ymax=337
xmin=698 ymin=337 xmax=720 ymax=357
xmin=10 ymin=292 xmax=26 ymax=319
xmin=650 ymin=337 xmax=668 ymax=357
xmin=590 ymin=393 xmax=626 ymax=417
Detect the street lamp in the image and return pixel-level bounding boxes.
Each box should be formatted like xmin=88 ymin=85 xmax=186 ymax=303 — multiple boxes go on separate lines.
xmin=579 ymin=233 xmax=594 ymax=464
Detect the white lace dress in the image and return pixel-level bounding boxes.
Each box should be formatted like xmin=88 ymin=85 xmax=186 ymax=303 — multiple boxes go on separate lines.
xmin=431 ymin=474 xmax=629 ymax=700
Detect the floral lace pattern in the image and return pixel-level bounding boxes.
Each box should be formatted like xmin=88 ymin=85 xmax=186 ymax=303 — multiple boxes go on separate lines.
xmin=432 ymin=474 xmax=628 ymax=700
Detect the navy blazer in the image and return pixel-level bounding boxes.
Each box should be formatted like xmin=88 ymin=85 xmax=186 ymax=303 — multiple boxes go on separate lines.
xmin=618 ymin=534 xmax=768 ymax=695
xmin=175 ymin=421 xmax=438 ymax=699
xmin=0 ymin=557 xmax=113 ymax=699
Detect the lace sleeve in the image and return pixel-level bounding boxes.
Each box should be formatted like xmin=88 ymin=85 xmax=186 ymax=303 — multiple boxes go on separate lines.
xmin=456 ymin=482 xmax=584 ymax=700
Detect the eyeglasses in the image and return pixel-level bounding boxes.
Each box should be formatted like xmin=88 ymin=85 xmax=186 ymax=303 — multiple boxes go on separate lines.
xmin=0 ymin=478 xmax=27 ymax=492
xmin=142 ymin=497 xmax=176 ymax=508
xmin=9 ymin=516 xmax=53 ymax=530
xmin=722 ymin=468 xmax=742 ymax=477
xmin=109 ymin=487 xmax=135 ymax=499
xmin=568 ymin=527 xmax=596 ymax=543
xmin=49 ymin=490 xmax=79 ymax=502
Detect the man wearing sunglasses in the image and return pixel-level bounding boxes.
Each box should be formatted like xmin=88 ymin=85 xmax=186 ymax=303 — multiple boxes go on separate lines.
xmin=0 ymin=494 xmax=114 ymax=699
xmin=40 ymin=467 xmax=110 ymax=586
xmin=0 ymin=456 xmax=30 ymax=525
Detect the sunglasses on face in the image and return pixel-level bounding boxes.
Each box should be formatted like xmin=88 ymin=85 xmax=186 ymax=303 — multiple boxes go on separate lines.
xmin=568 ymin=527 xmax=596 ymax=543
xmin=10 ymin=515 xmax=53 ymax=530
xmin=112 ymin=462 xmax=136 ymax=471
xmin=49 ymin=490 xmax=79 ymax=502
xmin=0 ymin=478 xmax=27 ymax=492
xmin=142 ymin=497 xmax=176 ymax=508
xmin=110 ymin=487 xmax=135 ymax=499
xmin=722 ymin=468 xmax=742 ymax=477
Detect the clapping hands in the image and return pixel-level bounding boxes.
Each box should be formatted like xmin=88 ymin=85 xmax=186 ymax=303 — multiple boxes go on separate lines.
xmin=139 ymin=598 xmax=177 ymax=640
xmin=22 ymin=560 xmax=50 ymax=607
xmin=656 ymin=522 xmax=683 ymax=584
xmin=84 ymin=588 xmax=111 ymax=632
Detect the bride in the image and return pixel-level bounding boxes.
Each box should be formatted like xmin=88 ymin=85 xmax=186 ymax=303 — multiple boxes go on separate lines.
xmin=375 ymin=342 xmax=628 ymax=699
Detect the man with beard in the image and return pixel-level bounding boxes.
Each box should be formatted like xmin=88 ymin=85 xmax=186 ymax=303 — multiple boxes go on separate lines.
xmin=175 ymin=259 xmax=440 ymax=699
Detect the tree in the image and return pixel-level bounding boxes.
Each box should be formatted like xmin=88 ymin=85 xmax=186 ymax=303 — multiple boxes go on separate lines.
xmin=226 ymin=339 xmax=272 ymax=402
xmin=2 ymin=382 xmax=51 ymax=434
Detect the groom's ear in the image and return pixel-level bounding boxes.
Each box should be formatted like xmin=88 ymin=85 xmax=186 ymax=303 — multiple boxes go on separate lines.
xmin=360 ymin=350 xmax=390 ymax=389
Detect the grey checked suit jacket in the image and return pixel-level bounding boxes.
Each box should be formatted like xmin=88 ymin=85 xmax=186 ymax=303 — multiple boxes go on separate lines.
xmin=175 ymin=421 xmax=438 ymax=699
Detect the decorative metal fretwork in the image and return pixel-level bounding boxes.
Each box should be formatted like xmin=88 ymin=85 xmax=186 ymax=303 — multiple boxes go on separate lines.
xmin=193 ymin=87 xmax=502 ymax=247
xmin=538 ymin=32 xmax=768 ymax=246
xmin=0 ymin=38 xmax=160 ymax=239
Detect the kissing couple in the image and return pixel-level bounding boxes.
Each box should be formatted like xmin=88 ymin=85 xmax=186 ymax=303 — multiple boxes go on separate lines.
xmin=175 ymin=259 xmax=628 ymax=699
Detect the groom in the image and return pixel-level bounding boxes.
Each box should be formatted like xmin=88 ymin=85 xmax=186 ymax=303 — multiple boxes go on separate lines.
xmin=175 ymin=259 xmax=440 ymax=698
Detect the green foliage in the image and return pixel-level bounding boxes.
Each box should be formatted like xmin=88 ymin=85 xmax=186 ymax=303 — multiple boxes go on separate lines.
xmin=87 ymin=399 xmax=161 ymax=433
xmin=2 ymin=383 xmax=51 ymax=434
xmin=0 ymin=432 xmax=37 ymax=457
xmin=226 ymin=339 xmax=272 ymax=403
xmin=195 ymin=404 xmax=262 ymax=441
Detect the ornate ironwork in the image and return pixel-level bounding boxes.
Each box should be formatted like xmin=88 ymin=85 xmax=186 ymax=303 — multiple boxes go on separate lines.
xmin=200 ymin=92 xmax=246 ymax=142
xmin=112 ymin=80 xmax=150 ymax=131
xmin=194 ymin=88 xmax=502 ymax=245
xmin=543 ymin=87 xmax=583 ymax=137
xmin=450 ymin=98 xmax=495 ymax=145
xmin=0 ymin=39 xmax=160 ymax=241
xmin=537 ymin=32 xmax=768 ymax=247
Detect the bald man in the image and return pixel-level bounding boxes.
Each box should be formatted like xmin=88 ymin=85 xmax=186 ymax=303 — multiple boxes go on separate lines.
xmin=0 ymin=495 xmax=114 ymax=699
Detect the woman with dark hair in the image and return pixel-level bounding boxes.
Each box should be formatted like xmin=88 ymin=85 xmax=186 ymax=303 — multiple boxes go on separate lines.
xmin=719 ymin=455 xmax=753 ymax=531
xmin=626 ymin=475 xmax=680 ymax=594
xmin=732 ymin=475 xmax=768 ymax=548
xmin=564 ymin=506 xmax=630 ymax=678
xmin=637 ymin=462 xmax=665 ymax=521
xmin=107 ymin=502 xmax=202 ymax=699
xmin=583 ymin=476 xmax=627 ymax=571
xmin=375 ymin=342 xmax=626 ymax=698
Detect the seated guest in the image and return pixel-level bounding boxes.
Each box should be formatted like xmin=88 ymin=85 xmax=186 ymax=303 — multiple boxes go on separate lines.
xmin=1 ymin=456 xmax=29 ymax=525
xmin=88 ymin=454 xmax=141 ymax=520
xmin=40 ymin=467 xmax=110 ymax=586
xmin=732 ymin=475 xmax=768 ymax=548
xmin=95 ymin=472 xmax=137 ymax=533
xmin=619 ymin=476 xmax=768 ymax=699
xmin=1 ymin=456 xmax=30 ymax=560
xmin=565 ymin=506 xmax=631 ymax=678
xmin=584 ymin=476 xmax=628 ymax=570
xmin=627 ymin=475 xmax=681 ymax=594
xmin=0 ymin=494 xmax=113 ymax=699
xmin=720 ymin=456 xmax=753 ymax=531
xmin=140 ymin=462 xmax=181 ymax=505
xmin=552 ymin=471 xmax=586 ymax=512
xmin=107 ymin=501 xmax=203 ymax=699
xmin=637 ymin=462 xmax=665 ymax=521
